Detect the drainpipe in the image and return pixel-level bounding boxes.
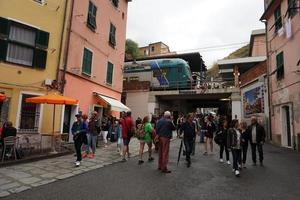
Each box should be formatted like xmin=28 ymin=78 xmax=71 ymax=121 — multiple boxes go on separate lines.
xmin=261 ymin=19 xmax=272 ymax=142
xmin=60 ymin=0 xmax=75 ymax=94
xmin=56 ymin=0 xmax=69 ymax=94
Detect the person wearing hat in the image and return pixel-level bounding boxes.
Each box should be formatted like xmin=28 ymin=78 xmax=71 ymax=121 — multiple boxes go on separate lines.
xmin=156 ymin=111 xmax=176 ymax=173
xmin=71 ymin=113 xmax=87 ymax=167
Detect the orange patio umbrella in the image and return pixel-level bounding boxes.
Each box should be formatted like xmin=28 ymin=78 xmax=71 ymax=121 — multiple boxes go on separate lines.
xmin=26 ymin=93 xmax=79 ymax=153
xmin=0 ymin=93 xmax=6 ymax=102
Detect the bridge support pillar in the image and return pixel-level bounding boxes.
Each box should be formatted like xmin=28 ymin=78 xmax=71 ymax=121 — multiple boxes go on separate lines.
xmin=231 ymin=88 xmax=242 ymax=120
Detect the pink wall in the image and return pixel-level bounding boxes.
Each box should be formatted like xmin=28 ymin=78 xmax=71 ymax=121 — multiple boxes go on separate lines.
xmin=251 ymin=35 xmax=267 ymax=57
xmin=64 ymin=0 xmax=129 ymax=113
xmin=265 ymin=0 xmax=300 ymax=146
xmin=64 ymin=73 xmax=121 ymax=114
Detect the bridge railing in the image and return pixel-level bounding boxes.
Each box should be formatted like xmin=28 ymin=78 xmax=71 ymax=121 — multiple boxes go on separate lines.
xmin=149 ymin=80 xmax=235 ymax=92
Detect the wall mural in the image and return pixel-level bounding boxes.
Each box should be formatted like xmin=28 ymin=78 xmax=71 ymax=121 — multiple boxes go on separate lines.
xmin=243 ymin=85 xmax=265 ymax=117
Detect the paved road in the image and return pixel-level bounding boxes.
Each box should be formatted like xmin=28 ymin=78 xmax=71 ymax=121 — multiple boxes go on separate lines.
xmin=3 ymin=140 xmax=300 ymax=200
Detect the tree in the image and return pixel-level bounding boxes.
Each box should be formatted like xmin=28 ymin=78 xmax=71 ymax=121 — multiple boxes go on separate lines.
xmin=125 ymin=39 xmax=140 ymax=60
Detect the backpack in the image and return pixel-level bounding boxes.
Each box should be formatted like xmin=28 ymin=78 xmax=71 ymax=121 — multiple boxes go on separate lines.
xmin=135 ymin=124 xmax=145 ymax=139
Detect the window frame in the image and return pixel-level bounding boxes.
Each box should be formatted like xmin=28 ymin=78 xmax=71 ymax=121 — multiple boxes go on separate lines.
xmin=288 ymin=0 xmax=298 ymax=18
xmin=112 ymin=0 xmax=119 ymax=8
xmin=151 ymin=46 xmax=155 ymax=52
xmin=0 ymin=17 xmax=49 ymax=69
xmin=87 ymin=1 xmax=97 ymax=31
xmin=106 ymin=61 xmax=114 ymax=85
xmin=16 ymin=92 xmax=43 ymax=134
xmin=33 ymin=0 xmax=45 ymax=5
xmin=109 ymin=23 xmax=116 ymax=47
xmin=276 ymin=51 xmax=284 ymax=80
xmin=81 ymin=47 xmax=93 ymax=76
xmin=274 ymin=6 xmax=283 ymax=32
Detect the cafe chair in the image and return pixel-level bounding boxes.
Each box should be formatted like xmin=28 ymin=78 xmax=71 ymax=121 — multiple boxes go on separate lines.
xmin=1 ymin=136 xmax=17 ymax=162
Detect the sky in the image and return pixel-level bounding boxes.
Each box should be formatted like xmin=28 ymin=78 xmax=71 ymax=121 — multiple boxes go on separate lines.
xmin=126 ymin=0 xmax=265 ymax=68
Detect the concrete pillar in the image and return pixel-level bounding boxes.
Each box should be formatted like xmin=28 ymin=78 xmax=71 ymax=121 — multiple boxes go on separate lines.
xmin=231 ymin=88 xmax=242 ymax=121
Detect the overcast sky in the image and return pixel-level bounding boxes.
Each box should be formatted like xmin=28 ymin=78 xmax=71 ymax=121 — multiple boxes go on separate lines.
xmin=126 ymin=0 xmax=265 ymax=68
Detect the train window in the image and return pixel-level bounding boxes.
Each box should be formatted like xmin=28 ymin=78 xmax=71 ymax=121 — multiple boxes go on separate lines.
xmin=123 ymin=77 xmax=128 ymax=82
xmin=178 ymin=67 xmax=183 ymax=73
xmin=153 ymin=69 xmax=168 ymax=77
xmin=129 ymin=77 xmax=139 ymax=81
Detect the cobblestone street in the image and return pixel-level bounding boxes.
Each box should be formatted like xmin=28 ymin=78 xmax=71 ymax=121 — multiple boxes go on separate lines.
xmin=2 ymin=139 xmax=300 ymax=200
xmin=0 ymin=139 xmax=140 ymax=198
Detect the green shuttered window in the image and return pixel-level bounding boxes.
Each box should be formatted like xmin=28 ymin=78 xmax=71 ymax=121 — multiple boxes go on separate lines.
xmin=288 ymin=0 xmax=298 ymax=18
xmin=276 ymin=52 xmax=284 ymax=80
xmin=109 ymin=23 xmax=116 ymax=47
xmin=112 ymin=0 xmax=119 ymax=7
xmin=87 ymin=1 xmax=97 ymax=30
xmin=82 ymin=48 xmax=93 ymax=76
xmin=106 ymin=62 xmax=114 ymax=84
xmin=274 ymin=6 xmax=282 ymax=32
xmin=0 ymin=17 xmax=49 ymax=69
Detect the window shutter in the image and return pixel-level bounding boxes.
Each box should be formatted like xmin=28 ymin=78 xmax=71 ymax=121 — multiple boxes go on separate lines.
xmin=106 ymin=62 xmax=113 ymax=84
xmin=276 ymin=52 xmax=284 ymax=80
xmin=109 ymin=24 xmax=116 ymax=46
xmin=33 ymin=49 xmax=47 ymax=69
xmin=36 ymin=30 xmax=49 ymax=49
xmin=0 ymin=17 xmax=10 ymax=38
xmin=82 ymin=48 xmax=92 ymax=75
xmin=87 ymin=2 xmax=97 ymax=30
xmin=0 ymin=39 xmax=8 ymax=61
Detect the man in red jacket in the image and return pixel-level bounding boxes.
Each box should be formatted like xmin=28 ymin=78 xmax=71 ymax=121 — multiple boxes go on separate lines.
xmin=120 ymin=111 xmax=135 ymax=162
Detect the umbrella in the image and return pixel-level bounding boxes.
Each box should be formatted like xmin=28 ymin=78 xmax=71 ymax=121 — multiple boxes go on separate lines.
xmin=0 ymin=93 xmax=6 ymax=102
xmin=26 ymin=93 xmax=78 ymax=153
xmin=177 ymin=139 xmax=183 ymax=166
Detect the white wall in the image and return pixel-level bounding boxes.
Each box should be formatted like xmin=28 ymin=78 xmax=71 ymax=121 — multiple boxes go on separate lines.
xmin=126 ymin=92 xmax=149 ymax=120
xmin=232 ymin=100 xmax=242 ymax=121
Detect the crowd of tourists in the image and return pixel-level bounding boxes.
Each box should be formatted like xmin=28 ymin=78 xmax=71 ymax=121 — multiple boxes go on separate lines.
xmin=70 ymin=110 xmax=266 ymax=177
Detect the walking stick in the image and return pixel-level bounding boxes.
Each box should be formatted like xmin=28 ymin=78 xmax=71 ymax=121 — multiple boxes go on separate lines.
xmin=177 ymin=138 xmax=183 ymax=166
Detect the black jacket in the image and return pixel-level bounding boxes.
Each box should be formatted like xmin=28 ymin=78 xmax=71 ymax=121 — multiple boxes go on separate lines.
xmin=227 ymin=128 xmax=241 ymax=149
xmin=180 ymin=122 xmax=196 ymax=140
xmin=247 ymin=123 xmax=266 ymax=144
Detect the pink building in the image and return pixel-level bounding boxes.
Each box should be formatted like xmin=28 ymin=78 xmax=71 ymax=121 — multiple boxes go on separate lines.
xmin=60 ymin=0 xmax=131 ymax=134
xmin=261 ymin=0 xmax=300 ymax=149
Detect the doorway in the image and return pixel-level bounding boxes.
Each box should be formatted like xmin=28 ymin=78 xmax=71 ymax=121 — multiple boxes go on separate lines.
xmin=282 ymin=105 xmax=292 ymax=147
xmin=62 ymin=105 xmax=78 ymax=143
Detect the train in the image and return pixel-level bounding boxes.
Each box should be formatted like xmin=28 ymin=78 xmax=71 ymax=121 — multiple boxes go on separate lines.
xmin=123 ymin=58 xmax=193 ymax=90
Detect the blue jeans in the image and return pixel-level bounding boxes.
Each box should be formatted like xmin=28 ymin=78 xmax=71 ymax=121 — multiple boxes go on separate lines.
xmin=184 ymin=139 xmax=194 ymax=163
xmin=90 ymin=135 xmax=97 ymax=153
xmin=85 ymin=134 xmax=91 ymax=153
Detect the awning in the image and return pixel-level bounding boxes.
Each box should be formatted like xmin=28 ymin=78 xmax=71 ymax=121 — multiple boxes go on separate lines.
xmin=94 ymin=93 xmax=130 ymax=112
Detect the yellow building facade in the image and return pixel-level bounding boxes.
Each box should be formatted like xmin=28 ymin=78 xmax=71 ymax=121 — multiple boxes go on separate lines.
xmin=0 ymin=0 xmax=68 ymax=141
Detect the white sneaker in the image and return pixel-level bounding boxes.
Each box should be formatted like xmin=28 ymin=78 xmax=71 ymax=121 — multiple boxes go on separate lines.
xmin=75 ymin=161 xmax=81 ymax=167
xmin=219 ymin=159 xmax=224 ymax=163
xmin=238 ymin=164 xmax=242 ymax=169
xmin=227 ymin=160 xmax=231 ymax=165
xmin=235 ymin=170 xmax=240 ymax=177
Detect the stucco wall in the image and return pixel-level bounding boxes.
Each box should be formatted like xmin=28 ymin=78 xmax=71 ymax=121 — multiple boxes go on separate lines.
xmin=125 ymin=92 xmax=149 ymax=120
xmin=0 ymin=0 xmax=66 ymax=134
xmin=251 ymin=35 xmax=267 ymax=57
xmin=265 ymin=0 xmax=300 ymax=147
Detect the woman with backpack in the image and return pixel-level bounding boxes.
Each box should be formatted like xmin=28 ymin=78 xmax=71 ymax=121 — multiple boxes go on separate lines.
xmin=137 ymin=116 xmax=154 ymax=165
